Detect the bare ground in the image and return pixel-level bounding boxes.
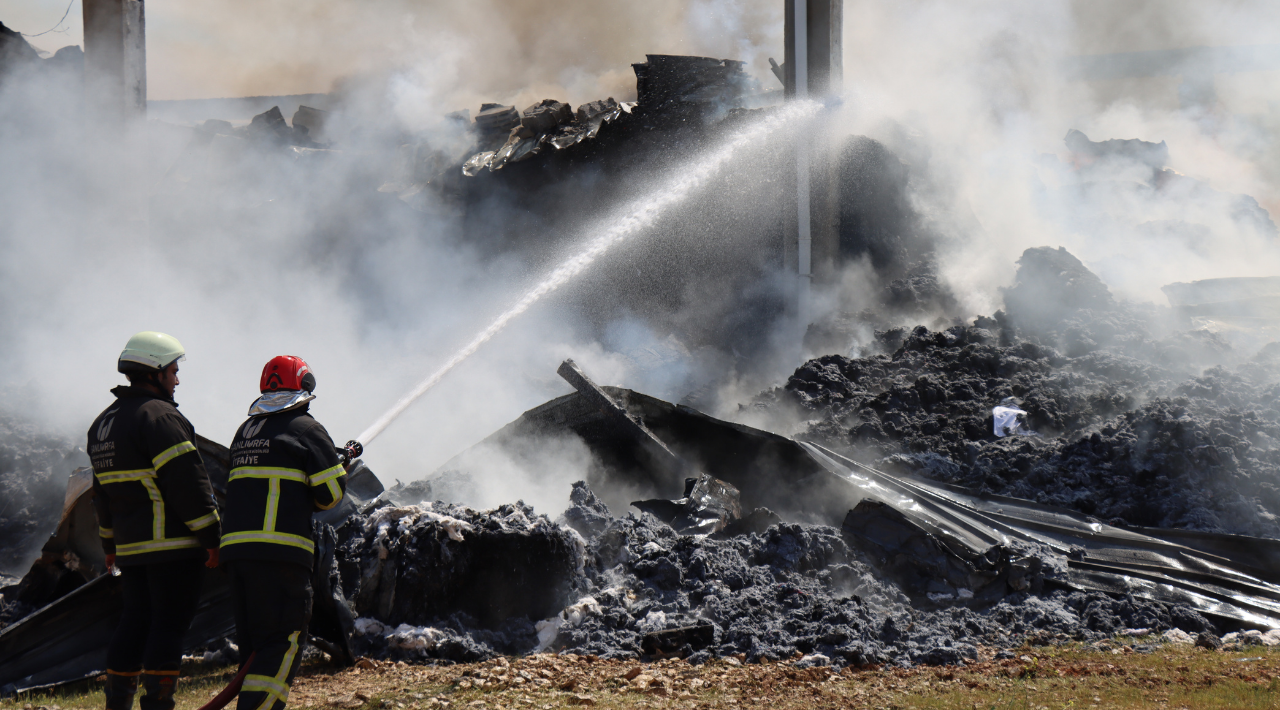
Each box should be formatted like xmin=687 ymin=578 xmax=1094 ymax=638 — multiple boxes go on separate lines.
xmin=6 ymin=641 xmax=1279 ymax=710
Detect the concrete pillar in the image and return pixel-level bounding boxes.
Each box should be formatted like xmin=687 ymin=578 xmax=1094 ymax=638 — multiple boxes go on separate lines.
xmin=83 ymin=0 xmax=146 ymax=127
xmin=82 ymin=0 xmax=146 ymax=223
xmin=784 ymin=0 xmax=842 ymax=99
xmin=783 ymin=0 xmax=842 ymax=299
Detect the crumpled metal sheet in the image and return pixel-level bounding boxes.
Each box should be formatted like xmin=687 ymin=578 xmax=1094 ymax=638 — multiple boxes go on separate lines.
xmin=490 ymin=136 xmax=540 ymax=170
xmin=0 ymin=571 xmax=235 ymax=695
xmin=632 ymin=473 xmax=742 ymax=535
xmin=461 ymin=151 xmax=495 ymax=177
xmin=802 ymin=443 xmax=1280 ymax=627
xmin=459 ymin=100 xmax=635 ymax=174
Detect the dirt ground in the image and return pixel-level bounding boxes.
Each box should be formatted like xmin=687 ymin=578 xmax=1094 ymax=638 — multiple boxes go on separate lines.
xmin=6 ymin=642 xmax=1279 ymax=710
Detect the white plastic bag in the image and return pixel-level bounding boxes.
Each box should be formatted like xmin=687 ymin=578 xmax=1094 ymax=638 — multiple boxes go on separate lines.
xmin=993 ymin=406 xmax=1030 ymax=437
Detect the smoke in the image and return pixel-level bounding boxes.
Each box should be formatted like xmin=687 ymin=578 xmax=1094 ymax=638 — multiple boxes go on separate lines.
xmin=3 ymin=0 xmax=1279 ymax=525
xmin=0 ymin=2 xmax=806 ymax=523
xmin=835 ymin=0 xmax=1280 ymax=314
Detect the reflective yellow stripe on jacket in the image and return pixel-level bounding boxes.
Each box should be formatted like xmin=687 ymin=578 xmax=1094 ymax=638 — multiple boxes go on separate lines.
xmin=95 ymin=468 xmax=156 ymax=484
xmin=220 ymin=530 xmax=315 ymax=553
xmin=228 ymin=466 xmax=316 ymax=542
xmin=115 ymin=537 xmax=201 ymax=556
xmin=309 ymin=464 xmax=345 ymax=510
xmin=185 ymin=510 xmax=220 ymax=531
xmin=95 ymin=468 xmax=169 ymax=553
xmin=229 ymin=467 xmax=308 ymax=483
xmin=151 ymin=440 xmax=197 ymax=470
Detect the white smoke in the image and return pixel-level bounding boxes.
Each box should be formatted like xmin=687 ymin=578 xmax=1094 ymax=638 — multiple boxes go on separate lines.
xmin=2 ymin=0 xmax=1278 ymax=521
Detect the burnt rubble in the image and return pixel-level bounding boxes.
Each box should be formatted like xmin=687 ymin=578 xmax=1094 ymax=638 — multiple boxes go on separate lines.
xmin=341 ymin=481 xmax=1217 ymax=668
xmin=3 ymin=344 xmax=1278 ymax=684
xmin=0 ymin=409 xmax=87 ymax=576
xmin=336 ymin=502 xmax=580 ymax=630
xmin=0 ymin=22 xmax=82 ymax=85
xmin=333 ymin=354 xmax=1279 ymax=668
xmin=1064 ymin=129 xmax=1169 ymax=182
xmin=768 ymin=245 xmax=1280 ymax=538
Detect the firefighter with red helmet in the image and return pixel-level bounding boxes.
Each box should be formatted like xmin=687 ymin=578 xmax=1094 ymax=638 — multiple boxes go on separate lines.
xmin=89 ymin=332 xmax=221 ymax=710
xmin=221 ymin=356 xmax=347 ymax=710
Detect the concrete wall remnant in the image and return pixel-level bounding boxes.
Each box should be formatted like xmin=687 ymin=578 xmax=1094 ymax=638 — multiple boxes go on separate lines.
xmin=82 ymin=0 xmax=145 ymax=127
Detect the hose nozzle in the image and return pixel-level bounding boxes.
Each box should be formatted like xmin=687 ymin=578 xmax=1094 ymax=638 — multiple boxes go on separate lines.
xmin=337 ymin=440 xmax=364 ymax=465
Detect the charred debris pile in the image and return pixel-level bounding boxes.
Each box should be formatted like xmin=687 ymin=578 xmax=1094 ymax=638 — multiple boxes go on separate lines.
xmin=764 ymin=245 xmax=1280 ymax=539
xmin=336 ymin=484 xmax=1215 ymax=668
xmin=320 ymin=353 xmax=1279 ymax=668
xmin=0 ymin=406 xmax=88 ymax=582
xmin=8 ymin=341 xmax=1279 ymax=687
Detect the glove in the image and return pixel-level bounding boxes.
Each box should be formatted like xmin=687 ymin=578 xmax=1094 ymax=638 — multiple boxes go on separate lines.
xmin=205 ymin=548 xmax=220 ymax=569
xmin=105 ymin=553 xmax=116 ymax=570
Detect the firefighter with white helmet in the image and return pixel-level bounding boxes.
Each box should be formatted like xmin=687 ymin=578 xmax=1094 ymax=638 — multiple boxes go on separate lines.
xmin=88 ymin=332 xmax=221 ymax=710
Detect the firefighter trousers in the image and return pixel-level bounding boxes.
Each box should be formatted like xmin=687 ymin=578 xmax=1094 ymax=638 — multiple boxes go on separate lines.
xmin=107 ymin=558 xmax=204 ymax=674
xmin=227 ymin=560 xmax=313 ymax=710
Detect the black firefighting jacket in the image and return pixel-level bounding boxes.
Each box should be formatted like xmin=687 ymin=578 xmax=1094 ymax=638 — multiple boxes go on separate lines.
xmin=87 ymin=386 xmax=221 ymax=566
xmin=220 ymin=405 xmax=346 ymax=569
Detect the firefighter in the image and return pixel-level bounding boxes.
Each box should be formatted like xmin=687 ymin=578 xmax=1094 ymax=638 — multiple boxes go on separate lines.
xmin=88 ymin=332 xmax=222 ymax=710
xmin=221 ymin=356 xmax=346 ymax=710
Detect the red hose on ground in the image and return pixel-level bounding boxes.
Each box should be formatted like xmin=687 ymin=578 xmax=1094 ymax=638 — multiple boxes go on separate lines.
xmin=196 ymin=653 xmax=255 ymax=710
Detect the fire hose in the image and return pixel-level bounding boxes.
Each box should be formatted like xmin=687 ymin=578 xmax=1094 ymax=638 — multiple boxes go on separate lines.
xmin=194 ymin=440 xmax=364 ymax=710
xmin=195 ymin=653 xmax=254 ymax=710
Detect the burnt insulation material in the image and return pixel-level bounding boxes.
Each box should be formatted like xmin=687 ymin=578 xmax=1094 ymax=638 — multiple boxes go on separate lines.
xmin=336 ymin=502 xmax=581 ymax=631
xmin=344 ymin=483 xmax=1214 ymax=668
xmin=0 ymin=408 xmax=87 ymax=574
xmin=764 ymin=246 xmax=1280 ymax=538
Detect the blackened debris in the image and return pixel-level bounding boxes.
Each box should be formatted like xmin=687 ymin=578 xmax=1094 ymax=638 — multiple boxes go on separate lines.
xmin=1002 ymin=246 xmax=1117 ymax=340
xmin=767 ymin=247 xmax=1280 ymax=538
xmin=838 ymin=136 xmax=920 ymax=276
xmin=576 ymin=98 xmax=619 ymax=124
xmin=247 ymin=105 xmax=315 ymax=146
xmin=631 ymin=55 xmax=756 ymax=126
xmin=1064 ymin=128 xmax=1169 ymax=177
xmin=641 ymin=623 xmax=714 ymax=658
xmin=0 ymin=409 xmax=87 ymax=575
xmin=0 ymin=22 xmax=38 ymax=76
xmin=475 ymin=103 xmax=520 ymax=131
xmin=562 ymin=481 xmax=613 ymax=539
xmin=336 ymin=502 xmax=580 ymax=629
xmin=632 ymin=473 xmax=742 ymax=535
xmin=292 ymin=105 xmax=330 ymax=143
xmin=343 ymin=474 xmax=1233 ymax=668
xmin=721 ymin=507 xmax=783 ymax=537
xmin=521 ymin=99 xmax=573 ymax=134
xmin=552 ymin=491 xmax=1215 ymax=665
xmin=310 ymin=520 xmax=357 ymax=665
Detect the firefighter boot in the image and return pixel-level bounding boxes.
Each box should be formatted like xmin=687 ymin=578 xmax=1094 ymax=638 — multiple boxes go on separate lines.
xmin=104 ymin=672 xmax=139 ymax=710
xmin=139 ymin=672 xmax=179 ymax=710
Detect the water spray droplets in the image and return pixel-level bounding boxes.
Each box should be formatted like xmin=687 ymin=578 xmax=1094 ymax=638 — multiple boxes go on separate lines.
xmin=356 ymin=101 xmax=820 ymax=446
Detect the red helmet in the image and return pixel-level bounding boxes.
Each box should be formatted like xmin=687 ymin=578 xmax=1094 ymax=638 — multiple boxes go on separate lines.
xmin=260 ymin=355 xmax=316 ymax=393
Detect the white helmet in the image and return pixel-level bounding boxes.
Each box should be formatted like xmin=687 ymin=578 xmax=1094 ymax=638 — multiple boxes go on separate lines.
xmin=118 ymin=331 xmax=186 ymax=374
